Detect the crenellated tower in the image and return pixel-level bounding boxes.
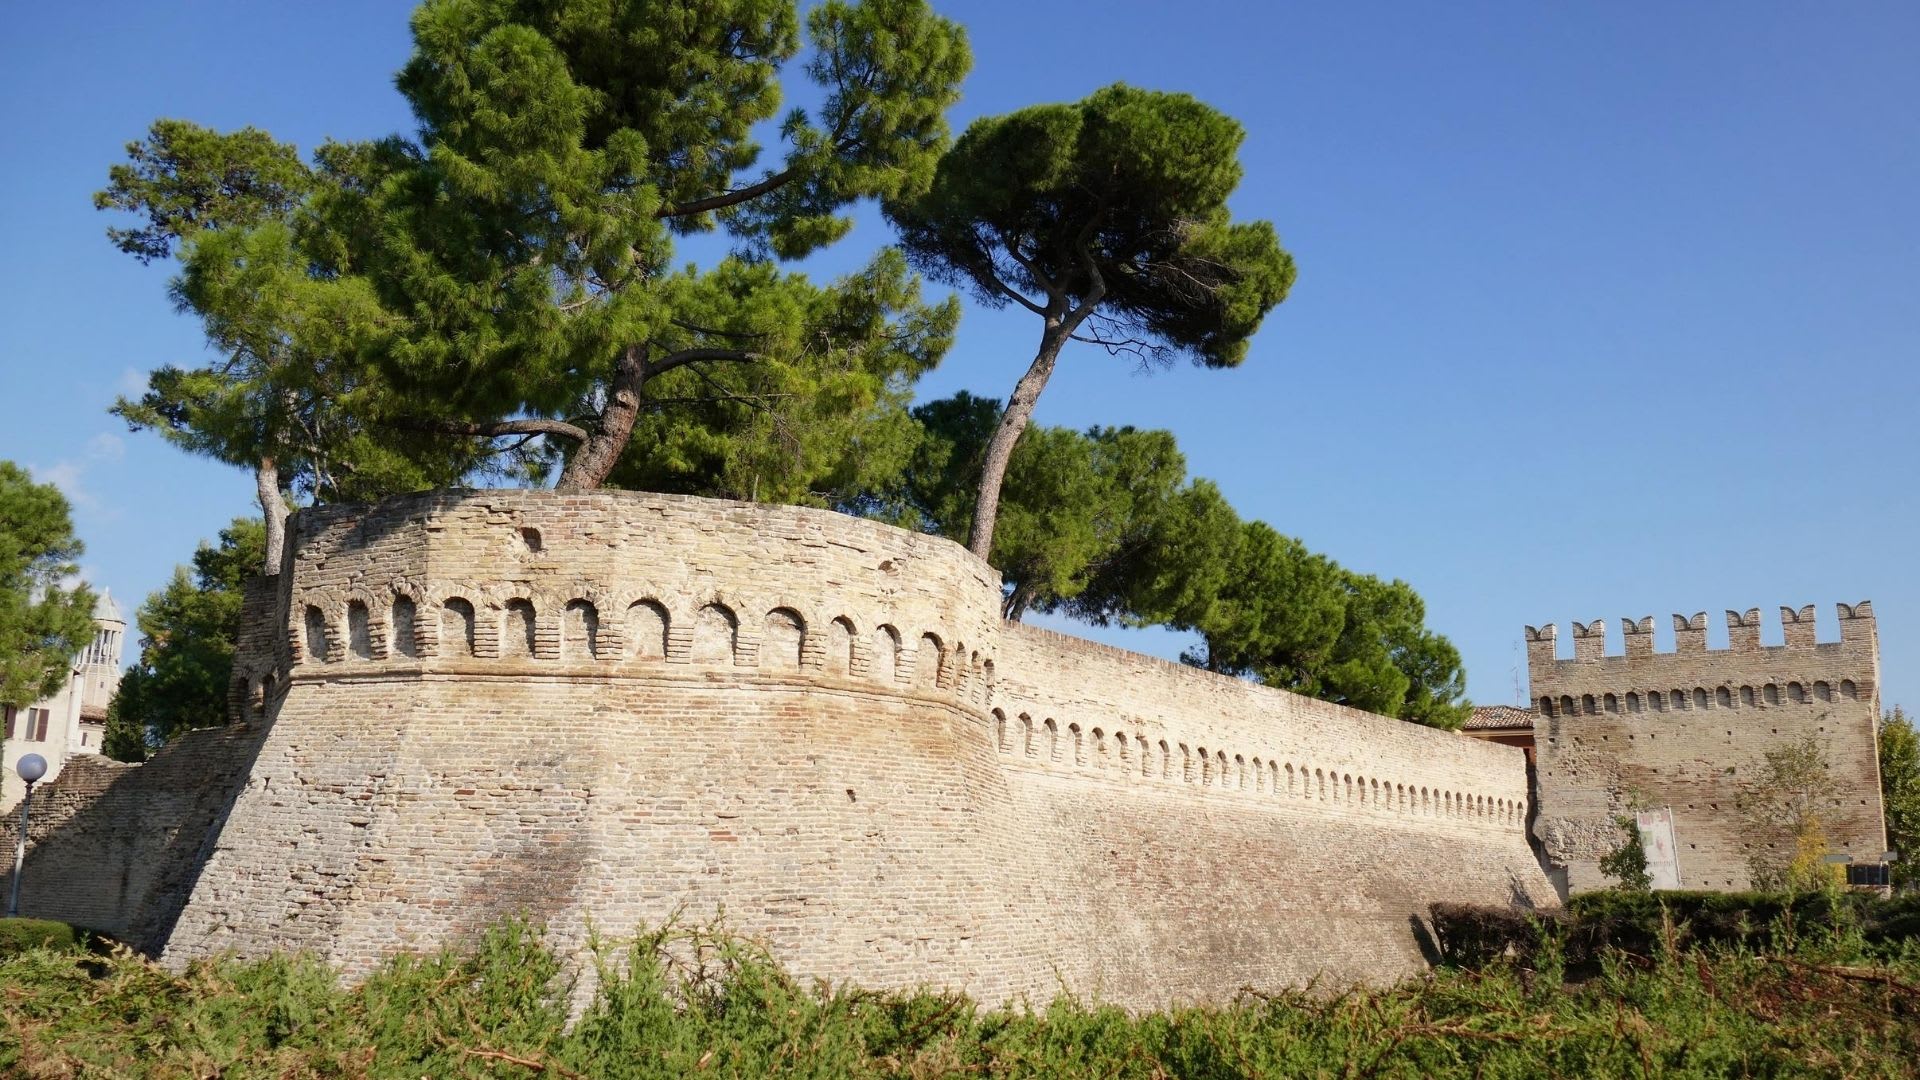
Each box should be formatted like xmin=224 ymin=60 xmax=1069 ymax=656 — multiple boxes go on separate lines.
xmin=1527 ymin=602 xmax=1885 ymax=894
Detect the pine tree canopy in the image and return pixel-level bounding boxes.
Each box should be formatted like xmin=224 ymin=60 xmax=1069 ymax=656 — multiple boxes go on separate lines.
xmin=888 ymin=82 xmax=1295 ymax=369
xmin=881 ymin=83 xmax=1295 ymax=560
xmin=99 ymin=0 xmax=972 ymax=508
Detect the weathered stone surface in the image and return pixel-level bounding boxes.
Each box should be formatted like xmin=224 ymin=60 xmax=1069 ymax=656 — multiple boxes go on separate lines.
xmin=9 ymin=490 xmax=1552 ymax=1007
xmin=1527 ymin=609 xmax=1887 ymax=893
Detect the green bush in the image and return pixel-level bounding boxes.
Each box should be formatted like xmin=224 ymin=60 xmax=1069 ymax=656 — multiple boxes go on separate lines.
xmin=0 ymin=917 xmax=80 ymax=957
xmin=4 ymin=917 xmax=1919 ymax=1078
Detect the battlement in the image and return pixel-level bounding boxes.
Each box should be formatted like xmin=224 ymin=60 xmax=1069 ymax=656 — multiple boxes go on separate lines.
xmin=1527 ymin=601 xmax=1875 ymax=665
xmin=1525 ymin=600 xmax=1879 ymax=725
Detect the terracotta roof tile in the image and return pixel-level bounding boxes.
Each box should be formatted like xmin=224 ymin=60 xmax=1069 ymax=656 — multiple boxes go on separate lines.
xmin=1464 ymin=705 xmax=1535 ymax=731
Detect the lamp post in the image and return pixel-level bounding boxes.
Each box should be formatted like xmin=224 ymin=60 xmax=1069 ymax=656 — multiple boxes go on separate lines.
xmin=8 ymin=753 xmax=46 ymax=918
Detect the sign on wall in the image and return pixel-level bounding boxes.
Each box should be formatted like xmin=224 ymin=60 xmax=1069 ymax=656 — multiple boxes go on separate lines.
xmin=1636 ymin=807 xmax=1682 ymax=890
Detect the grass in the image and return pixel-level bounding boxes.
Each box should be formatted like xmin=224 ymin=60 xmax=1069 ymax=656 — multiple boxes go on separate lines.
xmin=2 ymin=912 xmax=1918 ymax=1078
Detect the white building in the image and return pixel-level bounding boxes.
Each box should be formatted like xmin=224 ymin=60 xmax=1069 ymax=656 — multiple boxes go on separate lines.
xmin=3 ymin=590 xmax=125 ymax=809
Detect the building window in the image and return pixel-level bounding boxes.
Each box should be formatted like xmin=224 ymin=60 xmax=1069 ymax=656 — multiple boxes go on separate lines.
xmin=32 ymin=708 xmax=50 ymax=741
xmin=2 ymin=705 xmax=14 ymax=740
xmin=1846 ymin=863 xmax=1890 ymax=888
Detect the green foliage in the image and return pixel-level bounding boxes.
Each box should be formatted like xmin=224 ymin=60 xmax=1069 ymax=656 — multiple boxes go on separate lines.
xmin=105 ymin=519 xmax=266 ymax=759
xmin=890 ymin=392 xmax=1188 ymax=619
xmin=356 ymin=0 xmax=970 ymax=492
xmin=1883 ymin=707 xmax=1920 ymax=894
xmin=888 ymin=82 xmax=1295 ymax=369
xmin=605 ymin=249 xmax=958 ymax=506
xmin=876 ymin=396 xmax=1471 ymax=728
xmin=0 ymin=462 xmax=96 ymax=709
xmin=1131 ymin=513 xmax=1468 ymax=729
xmin=0 ymin=918 xmax=82 ymax=958
xmin=95 ymin=119 xmax=309 ymax=265
xmin=1599 ymin=815 xmax=1654 ymax=892
xmin=101 ymin=0 xmax=972 ymax=505
xmin=1560 ymin=889 xmax=1920 ymax=963
xmin=884 ymin=82 xmax=1295 ymax=559
xmin=100 ymin=121 xmax=480 ymax=546
xmin=1738 ymin=733 xmax=1841 ymax=892
xmin=5 ymin=917 xmax=1919 ymax=1078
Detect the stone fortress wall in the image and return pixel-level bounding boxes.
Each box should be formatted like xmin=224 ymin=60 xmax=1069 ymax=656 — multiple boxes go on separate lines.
xmin=11 ymin=490 xmax=1552 ymax=1008
xmin=1528 ymin=607 xmax=1887 ymax=893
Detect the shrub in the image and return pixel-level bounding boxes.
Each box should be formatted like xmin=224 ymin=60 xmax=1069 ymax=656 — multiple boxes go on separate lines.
xmin=0 ymin=917 xmax=81 ymax=956
xmin=5 ymin=916 xmax=1920 ymax=1077
xmin=1597 ymin=815 xmax=1653 ymax=892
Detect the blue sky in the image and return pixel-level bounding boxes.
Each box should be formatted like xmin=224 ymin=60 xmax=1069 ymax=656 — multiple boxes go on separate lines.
xmin=2 ymin=2 xmax=1915 ymax=709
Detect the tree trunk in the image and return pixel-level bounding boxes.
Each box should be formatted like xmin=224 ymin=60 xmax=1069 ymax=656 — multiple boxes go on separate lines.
xmin=968 ymin=318 xmax=1071 ymax=561
xmin=1003 ymin=581 xmax=1038 ymax=622
xmin=256 ymin=457 xmax=288 ymax=575
xmin=555 ymin=346 xmax=648 ymax=493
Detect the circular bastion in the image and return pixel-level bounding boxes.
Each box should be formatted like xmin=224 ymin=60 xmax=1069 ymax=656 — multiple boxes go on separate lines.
xmin=167 ymin=489 xmax=1055 ymax=1000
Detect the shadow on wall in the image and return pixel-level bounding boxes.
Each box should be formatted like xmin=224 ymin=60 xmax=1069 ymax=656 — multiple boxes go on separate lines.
xmin=1 ymin=720 xmax=271 ymax=951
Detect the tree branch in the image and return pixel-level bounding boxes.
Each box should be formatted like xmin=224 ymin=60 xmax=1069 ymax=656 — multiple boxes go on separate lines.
xmin=401 ymin=417 xmax=590 ymax=444
xmin=657 ymin=167 xmax=798 ymax=219
xmin=999 ymin=230 xmax=1061 ymax=300
xmin=648 ymin=348 xmax=764 ymax=378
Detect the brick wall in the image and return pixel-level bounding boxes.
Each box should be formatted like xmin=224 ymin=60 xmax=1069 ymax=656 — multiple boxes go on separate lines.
xmin=1 ymin=724 xmax=265 ymax=949
xmin=18 ymin=490 xmax=1551 ymax=1006
xmin=1527 ymin=610 xmax=1886 ymax=892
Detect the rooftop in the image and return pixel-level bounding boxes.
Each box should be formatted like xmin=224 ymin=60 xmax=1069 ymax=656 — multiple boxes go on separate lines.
xmin=1464 ymin=705 xmax=1535 ymax=732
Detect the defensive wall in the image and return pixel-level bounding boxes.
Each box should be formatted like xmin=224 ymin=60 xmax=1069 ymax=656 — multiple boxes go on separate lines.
xmin=1527 ymin=608 xmax=1886 ymax=893
xmin=9 ymin=490 xmax=1552 ymax=1007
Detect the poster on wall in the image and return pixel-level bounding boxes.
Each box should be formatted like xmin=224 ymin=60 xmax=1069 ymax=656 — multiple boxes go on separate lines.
xmin=1635 ymin=807 xmax=1682 ymax=890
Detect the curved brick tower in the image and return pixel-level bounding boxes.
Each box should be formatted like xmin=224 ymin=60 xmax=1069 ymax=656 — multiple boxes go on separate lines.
xmin=43 ymin=489 xmax=1550 ymax=1006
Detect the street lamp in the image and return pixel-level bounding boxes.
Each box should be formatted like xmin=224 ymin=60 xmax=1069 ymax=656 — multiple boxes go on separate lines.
xmin=8 ymin=753 xmax=47 ymax=918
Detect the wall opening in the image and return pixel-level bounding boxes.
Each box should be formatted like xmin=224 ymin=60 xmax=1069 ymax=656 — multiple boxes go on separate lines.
xmin=627 ymin=600 xmax=669 ymax=660
xmin=763 ymin=608 xmax=804 ymax=671
xmin=504 ymin=599 xmax=537 ymax=658
xmin=873 ymin=625 xmax=902 ymax=684
xmin=391 ymin=596 xmax=418 ymax=658
xmin=347 ymin=601 xmax=372 ymax=661
xmin=442 ymin=598 xmax=476 ymax=658
xmin=304 ymin=605 xmax=329 ymax=662
xmin=565 ymin=600 xmax=600 ymax=659
xmin=693 ymin=603 xmax=738 ymax=664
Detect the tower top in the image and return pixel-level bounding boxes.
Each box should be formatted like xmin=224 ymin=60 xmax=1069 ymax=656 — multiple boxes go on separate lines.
xmin=93 ymin=588 xmax=123 ymax=625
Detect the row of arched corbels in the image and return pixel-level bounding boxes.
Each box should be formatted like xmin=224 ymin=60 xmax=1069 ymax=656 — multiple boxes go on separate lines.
xmin=991 ymin=710 xmax=1525 ymax=830
xmin=1541 ymin=677 xmax=1867 ymax=719
xmin=285 ymin=581 xmax=998 ymax=707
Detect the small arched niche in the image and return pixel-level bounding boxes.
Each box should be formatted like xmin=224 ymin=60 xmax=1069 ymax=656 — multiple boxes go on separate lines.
xmin=627 ymin=600 xmax=669 ymax=660
xmin=503 ymin=599 xmax=537 ymax=659
xmin=823 ymin=617 xmax=856 ymax=676
xmin=390 ymin=596 xmax=418 ymax=658
xmin=762 ymin=608 xmax=804 ymax=671
xmin=441 ymin=598 xmax=476 ymax=658
xmin=692 ymin=603 xmax=738 ymax=664
xmin=565 ymin=599 xmax=600 ymax=659
xmin=304 ymin=605 xmax=330 ymax=662
xmin=346 ymin=600 xmax=373 ymax=661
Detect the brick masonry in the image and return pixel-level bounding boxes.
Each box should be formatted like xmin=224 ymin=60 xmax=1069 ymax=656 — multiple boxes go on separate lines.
xmin=8 ymin=490 xmax=1553 ymax=1007
xmin=1527 ymin=610 xmax=1887 ymax=893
